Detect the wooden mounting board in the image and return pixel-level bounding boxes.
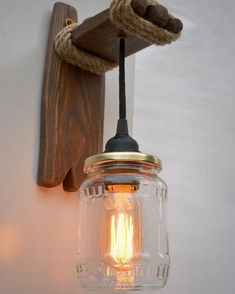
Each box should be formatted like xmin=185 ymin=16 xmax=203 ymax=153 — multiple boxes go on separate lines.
xmin=38 ymin=2 xmax=154 ymax=192
xmin=38 ymin=2 xmax=105 ymax=192
xmin=71 ymin=9 xmax=151 ymax=63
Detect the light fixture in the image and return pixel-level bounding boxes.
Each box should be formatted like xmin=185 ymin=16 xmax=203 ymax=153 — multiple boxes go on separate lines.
xmin=37 ymin=1 xmax=183 ymax=291
xmin=77 ymin=37 xmax=169 ymax=291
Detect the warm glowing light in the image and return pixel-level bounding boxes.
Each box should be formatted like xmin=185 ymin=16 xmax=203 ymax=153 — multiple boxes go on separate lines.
xmin=0 ymin=225 xmax=21 ymax=261
xmin=110 ymin=212 xmax=134 ymax=265
xmin=100 ymin=184 xmax=142 ymax=272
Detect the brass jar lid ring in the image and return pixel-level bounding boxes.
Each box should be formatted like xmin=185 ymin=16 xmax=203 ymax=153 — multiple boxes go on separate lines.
xmin=84 ymin=152 xmax=162 ymax=173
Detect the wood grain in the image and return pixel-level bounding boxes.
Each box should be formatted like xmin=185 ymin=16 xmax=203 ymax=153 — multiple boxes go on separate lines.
xmin=71 ymin=9 xmax=151 ymax=63
xmin=38 ymin=2 xmax=105 ymax=192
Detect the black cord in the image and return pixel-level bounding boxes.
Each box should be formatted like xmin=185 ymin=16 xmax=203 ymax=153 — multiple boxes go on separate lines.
xmin=119 ymin=37 xmax=126 ymax=120
xmin=104 ymin=36 xmax=139 ymax=152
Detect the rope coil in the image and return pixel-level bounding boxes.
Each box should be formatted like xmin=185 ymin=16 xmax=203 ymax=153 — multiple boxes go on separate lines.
xmin=55 ymin=0 xmax=182 ymax=75
xmin=54 ymin=23 xmax=117 ymax=75
xmin=110 ymin=0 xmax=180 ymax=45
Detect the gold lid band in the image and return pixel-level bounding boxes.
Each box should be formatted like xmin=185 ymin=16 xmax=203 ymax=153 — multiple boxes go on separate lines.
xmin=84 ymin=152 xmax=162 ymax=174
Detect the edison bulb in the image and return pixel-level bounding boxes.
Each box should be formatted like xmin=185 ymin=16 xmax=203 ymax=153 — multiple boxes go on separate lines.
xmin=100 ymin=184 xmax=142 ymax=273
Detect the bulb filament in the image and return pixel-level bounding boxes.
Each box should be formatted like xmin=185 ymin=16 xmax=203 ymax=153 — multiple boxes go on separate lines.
xmin=110 ymin=212 xmax=134 ymax=265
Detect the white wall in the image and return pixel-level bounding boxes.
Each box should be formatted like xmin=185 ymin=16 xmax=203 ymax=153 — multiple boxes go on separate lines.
xmin=0 ymin=1 xmax=134 ymax=294
xmin=0 ymin=0 xmax=235 ymax=294
xmin=133 ymin=0 xmax=235 ymax=294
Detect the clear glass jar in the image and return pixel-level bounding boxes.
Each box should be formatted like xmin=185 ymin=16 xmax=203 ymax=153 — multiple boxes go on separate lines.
xmin=77 ymin=153 xmax=169 ymax=291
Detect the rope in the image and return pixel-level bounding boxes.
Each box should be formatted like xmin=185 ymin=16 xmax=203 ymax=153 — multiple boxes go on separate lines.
xmin=110 ymin=0 xmax=180 ymax=45
xmin=54 ymin=23 xmax=117 ymax=75
xmin=54 ymin=0 xmax=181 ymax=75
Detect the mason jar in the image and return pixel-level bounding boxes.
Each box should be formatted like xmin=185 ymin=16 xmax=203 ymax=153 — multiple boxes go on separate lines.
xmin=77 ymin=152 xmax=169 ymax=291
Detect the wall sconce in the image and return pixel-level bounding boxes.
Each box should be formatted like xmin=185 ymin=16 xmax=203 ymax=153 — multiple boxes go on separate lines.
xmin=38 ymin=0 xmax=183 ymax=291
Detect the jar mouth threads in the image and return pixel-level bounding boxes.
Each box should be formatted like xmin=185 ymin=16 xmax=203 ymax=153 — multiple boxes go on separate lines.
xmin=83 ymin=152 xmax=162 ymax=174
